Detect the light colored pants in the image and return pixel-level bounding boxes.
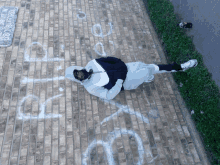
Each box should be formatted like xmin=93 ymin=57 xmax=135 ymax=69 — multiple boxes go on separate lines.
xmin=123 ymin=62 xmax=178 ymax=90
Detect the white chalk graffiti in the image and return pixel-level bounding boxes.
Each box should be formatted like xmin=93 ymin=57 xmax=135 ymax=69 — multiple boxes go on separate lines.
xmin=77 ymin=11 xmax=86 ymax=19
xmin=83 ymin=129 xmax=158 ymax=165
xmin=21 ymin=76 xmax=65 ymax=84
xmin=82 ymin=99 xmax=159 ymax=165
xmin=59 ymin=88 xmax=64 ymax=91
xmin=100 ymin=102 xmax=149 ymax=125
xmin=17 ymin=94 xmax=62 ymax=120
xmin=94 ymin=41 xmax=115 ymax=57
xmin=148 ymin=109 xmax=160 ymax=119
xmin=18 ymin=42 xmax=64 ymax=119
xmin=91 ymin=22 xmax=115 ymax=57
xmin=57 ymin=66 xmax=62 ymax=70
xmin=91 ymin=22 xmax=113 ymax=38
xmin=60 ymin=44 xmax=65 ymax=51
xmin=94 ymin=42 xmax=107 ymax=57
xmin=24 ymin=42 xmax=64 ymax=62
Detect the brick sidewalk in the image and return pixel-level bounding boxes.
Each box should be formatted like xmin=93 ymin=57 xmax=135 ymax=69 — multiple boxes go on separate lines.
xmin=0 ymin=0 xmax=210 ymax=165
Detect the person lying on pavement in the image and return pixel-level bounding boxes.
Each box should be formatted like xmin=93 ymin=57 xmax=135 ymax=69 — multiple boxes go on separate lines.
xmin=65 ymin=56 xmax=198 ymax=100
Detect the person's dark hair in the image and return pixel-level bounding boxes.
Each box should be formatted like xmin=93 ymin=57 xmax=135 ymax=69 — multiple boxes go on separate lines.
xmin=73 ymin=69 xmax=93 ymax=81
xmin=73 ymin=69 xmax=78 ymax=79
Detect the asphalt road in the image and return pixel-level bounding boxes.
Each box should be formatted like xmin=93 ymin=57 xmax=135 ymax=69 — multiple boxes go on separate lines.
xmin=168 ymin=0 xmax=220 ymax=91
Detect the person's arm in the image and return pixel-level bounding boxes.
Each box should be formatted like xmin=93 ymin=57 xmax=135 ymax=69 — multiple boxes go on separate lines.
xmin=87 ymin=79 xmax=124 ymax=100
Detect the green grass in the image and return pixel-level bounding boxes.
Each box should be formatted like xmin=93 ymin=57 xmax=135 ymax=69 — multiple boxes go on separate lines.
xmin=142 ymin=0 xmax=220 ymax=164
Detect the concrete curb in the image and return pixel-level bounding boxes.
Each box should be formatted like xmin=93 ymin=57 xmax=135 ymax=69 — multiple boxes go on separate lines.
xmin=137 ymin=0 xmax=211 ymax=164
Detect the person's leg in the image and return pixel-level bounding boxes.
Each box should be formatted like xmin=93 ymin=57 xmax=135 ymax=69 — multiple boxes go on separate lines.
xmin=158 ymin=62 xmax=182 ymax=71
xmin=153 ymin=59 xmax=198 ymax=74
xmin=142 ymin=63 xmax=182 ymax=83
xmin=153 ymin=62 xmax=183 ymax=74
xmin=144 ymin=59 xmax=198 ymax=82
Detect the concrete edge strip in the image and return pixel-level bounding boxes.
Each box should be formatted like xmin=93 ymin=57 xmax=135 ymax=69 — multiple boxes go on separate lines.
xmin=137 ymin=0 xmax=211 ymax=164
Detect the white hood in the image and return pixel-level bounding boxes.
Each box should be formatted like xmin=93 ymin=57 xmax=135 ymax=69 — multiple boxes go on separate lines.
xmin=65 ymin=64 xmax=109 ymax=86
xmin=65 ymin=66 xmax=85 ymax=85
